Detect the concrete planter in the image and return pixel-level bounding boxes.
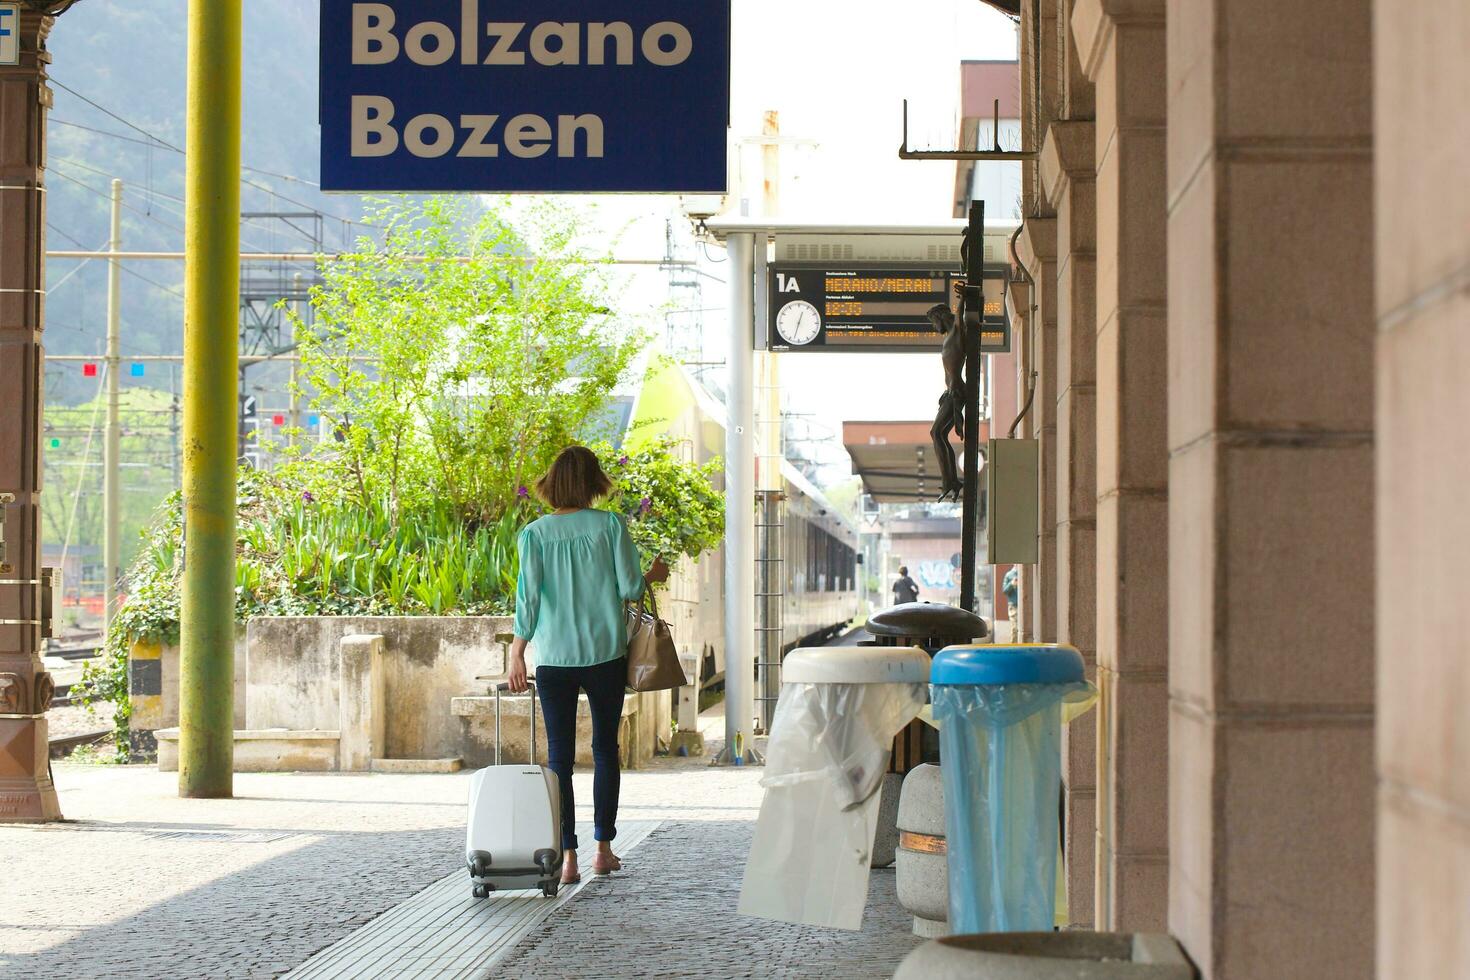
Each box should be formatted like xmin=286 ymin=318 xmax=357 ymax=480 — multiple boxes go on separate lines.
xmin=128 ymin=628 xmax=247 ymax=760
xmin=156 ymin=728 xmax=338 ymax=772
xmin=137 ymin=617 xmax=667 ymax=773
xmin=452 ymin=691 xmax=639 ymax=769
xmin=246 ymin=616 xmax=516 ymax=762
xmin=893 ymin=933 xmax=1194 ymax=980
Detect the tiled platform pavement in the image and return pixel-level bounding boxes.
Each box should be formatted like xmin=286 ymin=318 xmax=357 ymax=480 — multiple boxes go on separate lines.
xmin=0 ymin=756 xmax=766 ymax=978
xmin=282 ymin=821 xmax=661 ymax=980
xmin=0 ymin=767 xmax=471 ymax=980
xmin=1 ymin=752 xmax=920 ymax=979
xmin=494 ymin=820 xmax=923 ymax=980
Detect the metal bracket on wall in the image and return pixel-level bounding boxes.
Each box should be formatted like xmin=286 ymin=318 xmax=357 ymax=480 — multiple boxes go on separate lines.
xmin=898 ymin=99 xmax=1038 ymax=161
xmin=0 ymin=492 xmax=12 ymax=573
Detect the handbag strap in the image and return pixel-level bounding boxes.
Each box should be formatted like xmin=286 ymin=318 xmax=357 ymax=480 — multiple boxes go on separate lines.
xmin=630 ymin=580 xmax=662 ymax=621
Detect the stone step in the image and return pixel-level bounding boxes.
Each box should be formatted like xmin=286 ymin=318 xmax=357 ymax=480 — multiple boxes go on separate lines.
xmin=371 ymin=757 xmax=463 ymax=774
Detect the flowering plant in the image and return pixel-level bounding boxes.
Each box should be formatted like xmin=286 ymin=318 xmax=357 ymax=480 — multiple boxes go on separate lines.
xmin=595 ymin=437 xmax=724 ymax=569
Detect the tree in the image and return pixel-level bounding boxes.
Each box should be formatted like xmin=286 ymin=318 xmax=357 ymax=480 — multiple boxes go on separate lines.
xmin=287 ymin=196 xmax=643 ymax=524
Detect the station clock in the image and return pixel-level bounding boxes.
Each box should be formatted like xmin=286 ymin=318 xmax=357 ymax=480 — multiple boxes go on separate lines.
xmin=775 ymin=299 xmax=822 ymax=346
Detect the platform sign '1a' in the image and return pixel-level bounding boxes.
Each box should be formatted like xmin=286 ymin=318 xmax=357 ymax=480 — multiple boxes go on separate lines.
xmin=319 ymin=0 xmax=731 ymax=194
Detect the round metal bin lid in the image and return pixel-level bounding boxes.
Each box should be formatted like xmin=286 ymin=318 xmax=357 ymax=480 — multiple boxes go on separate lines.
xmin=930 ymin=644 xmax=1086 ymax=686
xmin=781 ymin=646 xmax=932 ymax=685
xmin=867 ymin=602 xmax=989 ymax=640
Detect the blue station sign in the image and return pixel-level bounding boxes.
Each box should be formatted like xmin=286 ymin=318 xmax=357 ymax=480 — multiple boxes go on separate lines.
xmin=319 ymin=1 xmax=731 ymax=193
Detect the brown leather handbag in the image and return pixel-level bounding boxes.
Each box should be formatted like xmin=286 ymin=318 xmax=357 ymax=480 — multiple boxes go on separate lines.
xmin=625 ymin=585 xmax=686 ymax=692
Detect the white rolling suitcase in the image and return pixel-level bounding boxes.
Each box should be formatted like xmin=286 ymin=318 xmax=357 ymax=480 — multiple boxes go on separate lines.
xmin=465 ymin=680 xmax=563 ymax=899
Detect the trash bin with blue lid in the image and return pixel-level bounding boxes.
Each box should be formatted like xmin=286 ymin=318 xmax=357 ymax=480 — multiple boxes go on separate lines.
xmin=930 ymin=643 xmax=1095 ymax=934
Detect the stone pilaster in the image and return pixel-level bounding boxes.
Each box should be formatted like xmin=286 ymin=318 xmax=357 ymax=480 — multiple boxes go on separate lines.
xmin=1016 ymin=219 xmax=1057 ymax=647
xmin=1023 ymin=0 xmax=1064 ymax=219
xmin=1072 ymin=0 xmax=1169 ymax=931
xmin=0 ymin=3 xmax=68 ymax=824
xmin=1165 ymin=0 xmax=1374 ymax=975
xmin=1375 ymin=1 xmax=1470 ymax=976
xmin=1042 ymin=118 xmax=1098 ymax=930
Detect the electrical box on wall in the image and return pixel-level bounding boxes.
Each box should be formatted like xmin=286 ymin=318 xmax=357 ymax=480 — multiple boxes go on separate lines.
xmin=986 ymin=438 xmax=1039 ymax=565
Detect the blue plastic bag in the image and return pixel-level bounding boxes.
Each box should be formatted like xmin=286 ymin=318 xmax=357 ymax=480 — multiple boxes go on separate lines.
xmin=931 ymin=681 xmax=1090 ymax=933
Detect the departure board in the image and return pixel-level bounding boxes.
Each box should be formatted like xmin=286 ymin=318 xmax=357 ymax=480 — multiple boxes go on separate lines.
xmin=766 ymin=266 xmax=1009 ymax=353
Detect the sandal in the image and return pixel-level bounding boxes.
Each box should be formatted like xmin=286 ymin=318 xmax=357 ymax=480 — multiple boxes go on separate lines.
xmin=591 ymin=852 xmax=621 ymax=876
xmin=561 ymin=866 xmax=582 ymax=885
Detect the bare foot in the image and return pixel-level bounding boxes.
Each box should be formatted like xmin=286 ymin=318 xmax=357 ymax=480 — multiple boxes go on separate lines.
xmin=560 ymin=849 xmax=581 ymax=884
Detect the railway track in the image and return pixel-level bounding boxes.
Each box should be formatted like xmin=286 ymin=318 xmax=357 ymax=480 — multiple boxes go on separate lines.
xmin=49 ymin=727 xmax=112 ymax=757
xmin=45 ymin=643 xmax=103 ymax=662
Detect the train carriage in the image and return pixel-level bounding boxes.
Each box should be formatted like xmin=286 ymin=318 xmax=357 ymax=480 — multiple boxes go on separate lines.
xmin=622 ymin=358 xmax=860 ymax=692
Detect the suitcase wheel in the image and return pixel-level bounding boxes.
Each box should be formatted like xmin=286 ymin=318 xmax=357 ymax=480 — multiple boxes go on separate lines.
xmin=540 ymin=882 xmax=559 ymax=899
xmin=472 ymin=884 xmax=490 ymax=899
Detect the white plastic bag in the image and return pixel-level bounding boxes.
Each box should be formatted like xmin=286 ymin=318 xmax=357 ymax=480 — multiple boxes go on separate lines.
xmin=738 ymin=680 xmax=926 ymax=930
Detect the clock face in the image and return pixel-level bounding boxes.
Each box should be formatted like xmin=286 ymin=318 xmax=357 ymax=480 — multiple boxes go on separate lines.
xmin=775 ymin=300 xmax=822 ymax=346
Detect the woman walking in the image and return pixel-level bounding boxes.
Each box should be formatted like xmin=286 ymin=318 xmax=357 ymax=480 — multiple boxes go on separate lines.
xmin=506 ymin=446 xmax=668 ymax=884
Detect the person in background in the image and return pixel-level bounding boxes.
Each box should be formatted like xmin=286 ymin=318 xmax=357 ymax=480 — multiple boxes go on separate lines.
xmin=1002 ymin=565 xmax=1020 ymax=641
xmin=892 ymin=565 xmax=920 ymax=605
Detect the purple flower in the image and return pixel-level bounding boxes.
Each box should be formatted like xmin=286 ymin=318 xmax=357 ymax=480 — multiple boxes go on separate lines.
xmin=618 ymin=455 xmax=629 ymax=466
xmin=300 ymin=490 xmax=314 ymax=504
xmin=517 ymin=485 xmax=529 ymax=499
xmin=639 ymin=496 xmax=652 ymax=514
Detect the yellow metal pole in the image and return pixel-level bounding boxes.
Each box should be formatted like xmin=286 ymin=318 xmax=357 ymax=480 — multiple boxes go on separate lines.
xmin=179 ymin=0 xmax=241 ymax=798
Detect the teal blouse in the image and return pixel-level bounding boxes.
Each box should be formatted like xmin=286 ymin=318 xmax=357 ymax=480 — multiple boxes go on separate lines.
xmin=512 ymin=508 xmax=646 ymax=668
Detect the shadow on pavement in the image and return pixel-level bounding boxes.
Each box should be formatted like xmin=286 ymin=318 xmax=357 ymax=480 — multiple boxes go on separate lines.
xmin=493 ymin=819 xmax=922 ymax=980
xmin=2 ymin=825 xmax=462 ymax=980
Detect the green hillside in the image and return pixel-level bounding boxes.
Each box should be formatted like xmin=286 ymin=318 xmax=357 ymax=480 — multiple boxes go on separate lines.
xmin=43 ymin=1 xmax=376 ymax=401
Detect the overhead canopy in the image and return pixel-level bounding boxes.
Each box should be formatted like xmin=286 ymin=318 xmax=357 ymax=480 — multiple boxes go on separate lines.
xmin=843 ymin=419 xmax=990 ymax=503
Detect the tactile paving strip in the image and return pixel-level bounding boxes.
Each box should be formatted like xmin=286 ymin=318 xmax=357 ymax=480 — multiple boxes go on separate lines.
xmin=281 ymin=821 xmax=659 ymax=980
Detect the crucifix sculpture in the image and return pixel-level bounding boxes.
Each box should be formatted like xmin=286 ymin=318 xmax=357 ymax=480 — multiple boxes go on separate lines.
xmin=926 ymin=300 xmax=968 ymax=502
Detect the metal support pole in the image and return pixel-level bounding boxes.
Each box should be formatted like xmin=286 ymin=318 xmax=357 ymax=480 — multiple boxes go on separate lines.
xmin=289 ymin=272 xmax=303 ymax=449
xmin=960 ymin=202 xmax=985 ymax=613
xmin=170 ymin=369 xmax=181 ymax=490
xmin=103 ymin=179 xmax=121 ymax=631
xmin=179 ymin=0 xmax=242 ymax=798
xmin=720 ymin=233 xmax=758 ymax=765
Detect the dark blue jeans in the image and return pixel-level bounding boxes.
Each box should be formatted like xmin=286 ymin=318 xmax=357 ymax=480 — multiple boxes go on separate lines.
xmin=536 ymin=655 xmax=625 ymax=851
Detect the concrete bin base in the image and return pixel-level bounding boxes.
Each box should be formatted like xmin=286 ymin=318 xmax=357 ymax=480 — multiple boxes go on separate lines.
xmin=893 ymin=933 xmax=1193 ymax=980
xmin=895 ymin=762 xmax=948 ymax=936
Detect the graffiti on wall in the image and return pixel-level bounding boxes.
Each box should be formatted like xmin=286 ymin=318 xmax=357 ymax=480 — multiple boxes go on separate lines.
xmin=915 ymin=560 xmax=955 ymax=590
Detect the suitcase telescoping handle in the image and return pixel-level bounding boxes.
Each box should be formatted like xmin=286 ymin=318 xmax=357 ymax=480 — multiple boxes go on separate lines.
xmin=492 ymin=681 xmax=537 ymax=767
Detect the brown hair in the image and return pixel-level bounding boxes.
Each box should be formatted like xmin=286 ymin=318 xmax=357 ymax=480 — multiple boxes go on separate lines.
xmin=534 ymin=446 xmax=613 ymax=510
